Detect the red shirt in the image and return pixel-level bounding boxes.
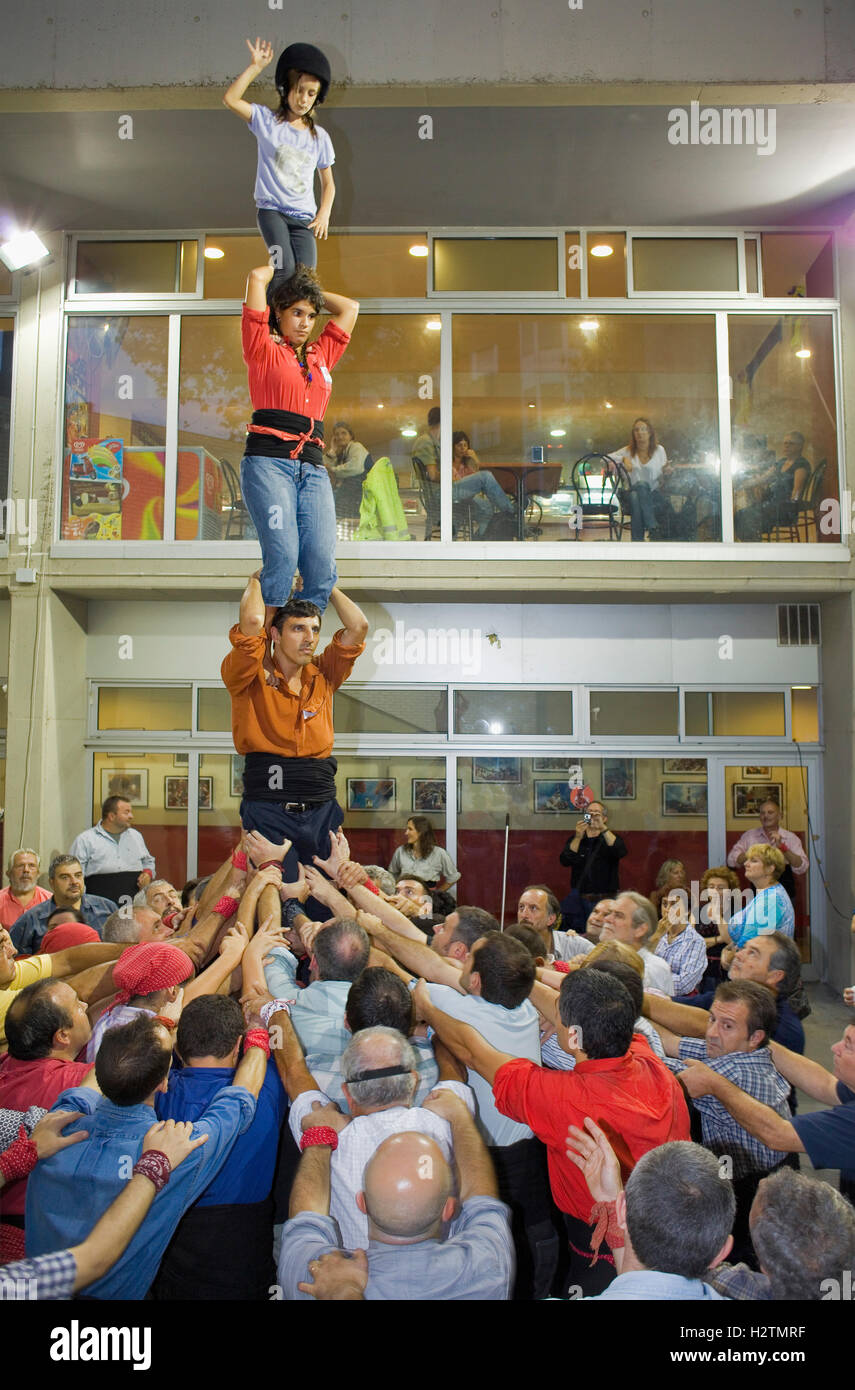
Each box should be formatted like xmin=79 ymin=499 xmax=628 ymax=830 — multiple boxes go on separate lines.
xmin=0 ymin=1054 xmax=93 ymax=1215
xmin=493 ymin=1036 xmax=690 ymax=1221
xmin=241 ymin=305 xmax=350 ymax=419
xmin=0 ymin=885 xmax=51 ymax=929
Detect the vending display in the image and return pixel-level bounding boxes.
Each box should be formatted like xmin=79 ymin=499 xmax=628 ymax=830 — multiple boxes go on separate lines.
xmin=63 ymin=436 xmax=124 ymax=539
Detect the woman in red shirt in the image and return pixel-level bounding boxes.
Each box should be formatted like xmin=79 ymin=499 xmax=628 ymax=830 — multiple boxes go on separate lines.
xmin=240 ymin=263 xmax=359 ymax=627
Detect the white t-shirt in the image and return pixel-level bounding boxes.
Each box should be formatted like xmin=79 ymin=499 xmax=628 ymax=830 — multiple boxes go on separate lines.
xmin=609 ymin=444 xmax=668 ymax=489
xmin=426 ymin=985 xmax=541 ymax=1147
xmin=249 ymin=105 xmax=335 ymax=217
xmin=551 ymin=930 xmax=594 ymax=963
xmin=640 ymin=946 xmax=675 ymax=997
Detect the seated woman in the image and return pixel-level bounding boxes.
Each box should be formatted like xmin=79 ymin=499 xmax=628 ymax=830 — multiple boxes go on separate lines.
xmin=651 ymin=888 xmax=708 ymax=996
xmin=735 ymin=430 xmax=810 ymax=540
xmin=721 ymin=845 xmax=794 ymax=959
xmin=387 ymin=815 xmax=460 ymax=894
xmin=696 ymin=864 xmax=741 ymax=986
xmin=609 ymin=416 xmax=672 ymax=541
xmin=450 ymin=430 xmax=515 ymax=539
xmin=323 ymin=420 xmax=371 ymax=518
xmin=649 ymin=858 xmax=687 ymax=916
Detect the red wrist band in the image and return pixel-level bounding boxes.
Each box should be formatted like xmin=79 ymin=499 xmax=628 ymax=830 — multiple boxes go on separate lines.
xmin=214 ymin=895 xmax=240 ymax=918
xmin=161 ymin=910 xmax=181 ymax=932
xmin=133 ymin=1150 xmax=172 ymax=1194
xmin=553 ymin=960 xmax=571 ymax=974
xmin=257 ymin=860 xmax=283 ymax=872
xmin=363 ymin=878 xmax=380 ymax=895
xmin=0 ymin=1127 xmax=39 ymax=1182
xmin=300 ymin=1126 xmax=339 ymax=1152
xmin=244 ymin=1027 xmax=271 ymax=1057
xmin=154 ymin=1014 xmax=177 ymax=1032
xmin=232 ymin=850 xmax=249 ymax=871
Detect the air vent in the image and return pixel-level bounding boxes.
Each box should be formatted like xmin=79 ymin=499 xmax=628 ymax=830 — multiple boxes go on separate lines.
xmin=777 ymin=604 xmax=820 ymax=646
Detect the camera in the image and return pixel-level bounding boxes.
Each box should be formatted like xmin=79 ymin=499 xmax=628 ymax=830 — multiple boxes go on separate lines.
xmin=582 ymin=811 xmax=592 ymax=824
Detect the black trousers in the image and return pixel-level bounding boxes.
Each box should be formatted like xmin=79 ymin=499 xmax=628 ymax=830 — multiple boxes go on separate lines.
xmin=489 ymin=1136 xmax=561 ymax=1301
xmin=151 ymin=1196 xmax=275 ymax=1301
xmin=240 ymin=796 xmax=344 ymax=897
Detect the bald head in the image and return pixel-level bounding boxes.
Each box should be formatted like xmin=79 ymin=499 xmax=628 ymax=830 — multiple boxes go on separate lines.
xmin=359 ymin=1132 xmax=454 ymax=1241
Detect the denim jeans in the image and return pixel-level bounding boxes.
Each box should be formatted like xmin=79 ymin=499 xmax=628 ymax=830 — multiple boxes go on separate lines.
xmin=257 ymin=209 xmax=317 ymax=296
xmin=453 ymin=470 xmax=514 ymax=538
xmin=626 ymin=482 xmax=664 ymax=541
xmin=241 ymin=453 xmax=337 ymax=610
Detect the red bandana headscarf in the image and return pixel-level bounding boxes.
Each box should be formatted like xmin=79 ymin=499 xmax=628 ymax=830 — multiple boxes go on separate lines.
xmin=111 ymin=943 xmax=193 ymax=1006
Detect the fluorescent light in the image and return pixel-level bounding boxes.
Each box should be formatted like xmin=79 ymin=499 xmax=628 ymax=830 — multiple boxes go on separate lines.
xmin=550 ymin=428 xmax=566 ymax=437
xmin=527 ymin=402 xmax=536 ymax=408
xmin=0 ymin=231 xmax=49 ymax=272
xmin=400 ymin=428 xmax=417 ymax=438
xmin=426 ymin=319 xmax=442 ymax=331
xmin=791 ymin=685 xmax=813 ymax=690
xmin=604 ymin=401 xmax=613 ymax=409
xmin=795 ymin=348 xmax=811 ymax=358
xmin=409 ymin=244 xmax=429 ymax=257
xmin=377 ymin=402 xmax=384 ymax=409
xmin=590 ymin=244 xmax=613 ymax=257
xmin=204 ymin=246 xmax=225 ymax=260
xmin=488 ymin=722 xmax=503 ymax=734
xmin=580 ymin=319 xmax=599 ymax=332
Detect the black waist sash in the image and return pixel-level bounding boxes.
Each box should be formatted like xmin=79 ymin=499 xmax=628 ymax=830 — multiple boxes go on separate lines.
xmin=242 ymin=752 xmax=337 ymax=803
xmin=246 ymin=409 xmax=325 ymax=465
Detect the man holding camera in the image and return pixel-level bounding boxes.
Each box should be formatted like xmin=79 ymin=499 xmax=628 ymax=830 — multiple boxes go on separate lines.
xmin=559 ymin=802 xmax=627 ymax=932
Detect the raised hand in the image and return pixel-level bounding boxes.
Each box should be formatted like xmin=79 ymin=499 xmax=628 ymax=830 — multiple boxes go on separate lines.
xmin=246 ymin=830 xmax=291 ymax=867
xmin=565 ymin=1117 xmax=622 ymax=1204
xmin=313 ymin=829 xmax=351 ymax=879
xmin=245 ymin=37 xmax=274 ymax=69
xmin=218 ymin=924 xmax=250 ymax=968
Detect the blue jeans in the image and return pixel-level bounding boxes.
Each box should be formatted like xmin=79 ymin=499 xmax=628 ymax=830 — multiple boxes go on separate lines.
xmin=240 ymin=797 xmax=343 ymax=910
xmin=257 ymin=210 xmax=317 ymax=297
xmin=453 ymin=470 xmax=514 ymax=538
xmin=241 ymin=453 xmax=337 ymax=610
xmin=626 ymin=482 xmax=664 ymax=541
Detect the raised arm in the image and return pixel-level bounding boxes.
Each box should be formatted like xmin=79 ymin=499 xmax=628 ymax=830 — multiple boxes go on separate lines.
xmin=51 ymin=943 xmax=124 ymax=979
xmin=680 ymin=1061 xmax=803 ymax=1153
xmin=328 ymin=586 xmax=368 ymax=647
xmin=768 ymin=1041 xmax=841 ymax=1107
xmin=321 ymin=293 xmax=360 ymax=340
xmin=223 ymin=38 xmax=273 ymax=123
xmin=422 ymin=1089 xmax=498 ymax=1202
xmin=358 ymin=914 xmax=464 ymax=992
xmin=414 ymin=980 xmax=513 ymax=1086
xmin=641 ymin=991 xmax=709 ymax=1038
xmin=238 ymin=569 xmax=268 ymax=636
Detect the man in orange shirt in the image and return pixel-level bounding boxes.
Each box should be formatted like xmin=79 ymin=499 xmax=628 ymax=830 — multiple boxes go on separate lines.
xmin=0 ymin=850 xmax=52 ymax=930
xmin=222 ymin=570 xmax=368 ymax=879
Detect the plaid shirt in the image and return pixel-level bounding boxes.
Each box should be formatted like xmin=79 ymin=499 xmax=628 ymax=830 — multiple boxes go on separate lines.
xmin=654 ymin=924 xmax=708 ymax=994
xmin=669 ymin=1039 xmax=791 ymax=1178
xmin=0 ymin=1249 xmax=77 ymax=1300
xmin=709 ymin=1262 xmax=773 ymax=1301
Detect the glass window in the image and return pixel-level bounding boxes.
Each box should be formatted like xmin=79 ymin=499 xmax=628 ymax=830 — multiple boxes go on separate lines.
xmin=335 ymin=688 xmax=448 ymax=734
xmin=564 ymin=234 xmax=581 ymax=297
xmin=93 ymin=752 xmax=188 ymax=890
xmin=587 ymin=233 xmax=627 ymax=297
xmin=760 ymin=233 xmax=834 ymax=298
xmin=730 ymin=314 xmax=838 ymax=543
xmin=684 ymin=690 xmax=786 ymax=737
xmin=725 ymin=763 xmax=811 ymax=958
xmin=62 ymin=316 xmax=169 ymax=540
xmin=202 ymin=235 xmax=268 ymax=299
xmin=0 ymin=319 xmax=12 ymax=517
xmin=632 ymin=238 xmax=739 ymax=293
xmin=745 ymin=238 xmax=759 ymax=294
xmin=177 ymin=315 xmax=245 ymax=541
xmin=791 ymin=687 xmax=819 ymax=742
xmin=197 ymin=753 xmax=242 ymax=874
xmin=589 ymin=690 xmax=679 ymax=737
xmin=457 ymin=756 xmax=707 ymax=924
xmin=454 ymin=690 xmax=572 ymax=736
xmin=74 ymin=241 xmax=196 ymax=295
xmin=452 ymin=313 xmax=720 ymax=543
xmin=319 ymin=235 xmax=429 ymax=299
xmin=433 ymin=238 xmax=558 ymax=294
xmin=337 ymin=756 xmax=449 ymax=874
xmin=197 ymin=687 xmax=232 ymax=733
xmin=97 ymin=686 xmax=192 ymax=731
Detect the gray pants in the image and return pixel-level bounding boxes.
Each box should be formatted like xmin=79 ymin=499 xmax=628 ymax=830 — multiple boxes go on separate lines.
xmin=257 ymin=209 xmax=317 ymax=297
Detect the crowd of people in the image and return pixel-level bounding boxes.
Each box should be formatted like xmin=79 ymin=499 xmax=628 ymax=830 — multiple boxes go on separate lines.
xmin=0 ymin=791 xmax=852 ymax=1301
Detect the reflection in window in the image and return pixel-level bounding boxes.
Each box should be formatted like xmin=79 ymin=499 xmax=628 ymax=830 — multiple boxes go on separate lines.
xmin=587 ymin=233 xmax=626 ymax=297
xmin=62 ymin=317 xmax=169 ymax=540
xmin=202 ymin=235 xmax=268 ymax=299
xmin=319 ymin=235 xmax=429 ymax=299
xmin=433 ymin=239 xmax=558 ymax=294
xmin=454 ymin=690 xmax=572 ymax=736
xmin=684 ymin=690 xmax=786 ymax=737
xmin=589 ymin=690 xmax=679 ymax=737
xmin=730 ymin=314 xmax=838 ymax=543
xmin=178 ymin=315 xmax=246 ymax=540
xmin=452 ymin=314 xmax=720 ymax=542
xmin=75 ymin=241 xmax=196 ymax=295
xmin=791 ymin=686 xmax=819 ymax=742
xmin=759 ymin=233 xmax=834 ymax=299
xmin=197 ymin=687 xmax=232 ymax=733
xmin=335 ymin=688 xmax=448 ymax=734
xmin=632 ymin=238 xmax=739 ymax=293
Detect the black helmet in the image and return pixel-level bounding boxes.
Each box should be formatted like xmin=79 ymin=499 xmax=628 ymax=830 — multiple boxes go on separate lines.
xmin=275 ymin=43 xmax=331 ymax=104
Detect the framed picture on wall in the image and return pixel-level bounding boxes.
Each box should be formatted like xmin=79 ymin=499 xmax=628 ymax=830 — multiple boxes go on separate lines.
xmin=732 ymin=782 xmax=783 ymax=819
xmin=662 ymin=782 xmax=709 ymax=816
xmin=472 ymin=757 xmax=521 ymax=784
xmin=100 ymin=769 xmax=148 ymax=808
xmin=230 ymin=755 xmax=245 ymax=798
xmin=346 ymin=778 xmax=396 ymax=811
xmin=533 ymin=757 xmax=572 ymax=772
xmin=164 ymin=777 xmax=214 ymax=811
xmin=533 ymin=780 xmax=574 ymax=814
xmin=662 ymin=758 xmax=707 ymax=774
xmin=602 ymin=758 xmax=635 ymax=799
xmin=742 ymin=765 xmax=772 ymax=779
xmin=412 ymin=779 xmax=462 ymax=813
xmin=173 ymin=753 xmax=189 ymax=767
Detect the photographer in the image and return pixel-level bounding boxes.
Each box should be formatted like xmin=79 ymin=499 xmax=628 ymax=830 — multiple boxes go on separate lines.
xmin=558 ymin=802 xmax=627 ymax=932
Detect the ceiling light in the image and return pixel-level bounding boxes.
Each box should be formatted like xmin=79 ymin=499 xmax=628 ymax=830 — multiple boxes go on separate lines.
xmin=377 ymin=402 xmax=384 ymax=409
xmin=604 ymin=401 xmax=613 ymax=409
xmin=0 ymin=231 xmax=49 ymax=272
xmin=795 ymin=348 xmax=811 ymax=358
xmin=590 ymin=244 xmax=613 ymax=258
xmin=550 ymin=428 xmax=566 ymax=437
xmin=488 ymin=721 xmax=503 ymax=735
xmin=426 ymin=319 xmax=442 ymax=331
xmin=400 ymin=427 xmax=417 ymax=438
xmin=580 ymin=319 xmax=599 ymax=332
xmin=791 ymin=685 xmax=813 ymax=690
xmin=204 ymin=246 xmax=225 ymax=260
xmin=409 ymin=244 xmax=429 ymax=257
xmin=527 ymin=402 xmax=536 ymax=408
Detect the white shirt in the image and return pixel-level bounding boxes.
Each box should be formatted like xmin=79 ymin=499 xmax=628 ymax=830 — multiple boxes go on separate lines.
xmin=610 ymin=444 xmax=668 ymax=488
xmin=640 ymin=947 xmax=675 ymax=997
xmin=551 ymin=930 xmax=594 ymax=963
xmin=426 ymin=985 xmax=541 ymax=1146
xmin=288 ymin=1082 xmax=474 ymax=1249
xmin=68 ymin=822 xmax=155 ymax=878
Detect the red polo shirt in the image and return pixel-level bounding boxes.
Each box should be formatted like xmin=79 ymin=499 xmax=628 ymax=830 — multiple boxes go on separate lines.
xmin=493 ymin=1036 xmax=690 ymax=1221
xmin=0 ymin=885 xmax=51 ymax=929
xmin=0 ymin=1054 xmax=93 ymax=1215
xmin=241 ymin=305 xmax=350 ymax=419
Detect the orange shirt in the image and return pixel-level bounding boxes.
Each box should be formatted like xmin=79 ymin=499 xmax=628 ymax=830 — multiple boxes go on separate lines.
xmin=221 ymin=626 xmax=364 ymax=757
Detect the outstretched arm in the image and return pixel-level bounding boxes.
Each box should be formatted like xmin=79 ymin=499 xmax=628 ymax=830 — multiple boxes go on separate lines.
xmin=223 ymin=38 xmax=274 ymax=123
xmin=642 ymin=992 xmax=709 ymax=1038
xmin=414 ymin=980 xmax=513 ymax=1086
xmin=680 ymin=1061 xmax=804 ymax=1153
xmin=359 ymin=915 xmax=464 ymax=992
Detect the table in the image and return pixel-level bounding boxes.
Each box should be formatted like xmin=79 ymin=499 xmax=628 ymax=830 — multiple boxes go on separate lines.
xmin=488 ymin=463 xmax=565 ymax=540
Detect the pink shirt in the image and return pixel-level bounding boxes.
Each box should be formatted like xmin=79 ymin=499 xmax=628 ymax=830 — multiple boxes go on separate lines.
xmin=727 ymin=826 xmax=808 ymax=875
xmin=0 ymin=884 xmax=51 ymax=928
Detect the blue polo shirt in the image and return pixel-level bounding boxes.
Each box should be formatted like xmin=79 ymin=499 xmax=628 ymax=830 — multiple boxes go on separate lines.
xmin=25 ymin=1083 xmax=256 ymax=1300
xmin=792 ymin=1082 xmax=855 ymax=1200
xmin=155 ymin=1060 xmax=286 ymax=1206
